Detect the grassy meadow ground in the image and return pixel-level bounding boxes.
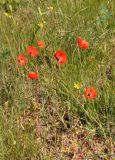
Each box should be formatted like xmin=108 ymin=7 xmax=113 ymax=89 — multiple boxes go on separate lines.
xmin=0 ymin=0 xmax=115 ymax=159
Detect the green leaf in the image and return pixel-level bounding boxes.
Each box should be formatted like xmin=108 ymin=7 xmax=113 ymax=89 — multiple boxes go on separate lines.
xmin=36 ymin=56 xmax=44 ymax=66
xmin=45 ymin=56 xmax=52 ymax=69
xmin=0 ymin=48 xmax=10 ymax=59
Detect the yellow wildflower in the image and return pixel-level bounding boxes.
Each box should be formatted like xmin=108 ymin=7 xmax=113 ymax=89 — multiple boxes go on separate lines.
xmin=47 ymin=6 xmax=53 ymax=12
xmin=74 ymin=82 xmax=80 ymax=90
xmin=38 ymin=21 xmax=46 ymax=29
xmin=3 ymin=12 xmax=12 ymax=18
xmin=38 ymin=22 xmax=44 ymax=28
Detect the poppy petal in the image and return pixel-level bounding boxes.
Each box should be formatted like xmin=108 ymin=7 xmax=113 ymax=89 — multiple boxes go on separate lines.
xmin=28 ymin=71 xmax=38 ymax=79
xmin=81 ymin=40 xmax=89 ymax=48
xmin=77 ymin=36 xmax=82 ymax=44
xmin=54 ymin=50 xmax=67 ymax=64
xmin=84 ymin=87 xmax=97 ymax=100
xmin=77 ymin=36 xmax=89 ymax=49
xmin=26 ymin=45 xmax=38 ymax=57
xmin=37 ymin=40 xmax=45 ymax=48
xmin=17 ymin=54 xmax=26 ymax=66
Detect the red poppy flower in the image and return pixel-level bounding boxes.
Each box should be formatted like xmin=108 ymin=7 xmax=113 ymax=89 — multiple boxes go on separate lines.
xmin=84 ymin=87 xmax=97 ymax=100
xmin=54 ymin=50 xmax=67 ymax=64
xmin=28 ymin=71 xmax=38 ymax=79
xmin=17 ymin=54 xmax=26 ymax=66
xmin=77 ymin=36 xmax=89 ymax=49
xmin=37 ymin=40 xmax=45 ymax=48
xmin=26 ymin=45 xmax=38 ymax=57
